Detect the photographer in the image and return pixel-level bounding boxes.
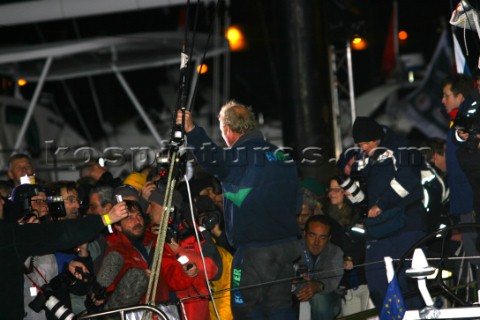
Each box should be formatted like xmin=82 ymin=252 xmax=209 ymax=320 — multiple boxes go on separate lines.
xmin=195 ymin=194 xmax=234 ymax=255
xmin=47 ymin=181 xmax=95 ymax=315
xmin=455 ymin=108 xmax=480 ymax=219
xmin=441 ymin=74 xmax=480 ymax=269
xmin=351 ymin=117 xmax=426 ymax=311
xmin=0 ymin=191 xmax=129 ymax=319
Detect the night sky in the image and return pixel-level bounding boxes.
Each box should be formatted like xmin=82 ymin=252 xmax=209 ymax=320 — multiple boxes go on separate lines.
xmin=0 ymin=0 xmax=474 ymax=143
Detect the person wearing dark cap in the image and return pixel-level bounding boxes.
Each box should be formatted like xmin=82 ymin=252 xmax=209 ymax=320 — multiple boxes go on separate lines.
xmin=351 ymin=117 xmax=426 ymax=312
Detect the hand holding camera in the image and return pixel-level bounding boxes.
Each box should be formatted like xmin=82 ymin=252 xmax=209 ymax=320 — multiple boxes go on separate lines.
xmin=68 ymin=260 xmax=92 ymax=283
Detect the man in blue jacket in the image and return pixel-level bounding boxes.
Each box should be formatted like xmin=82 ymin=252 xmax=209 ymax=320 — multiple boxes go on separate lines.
xmin=176 ymin=101 xmax=300 ymax=319
xmin=441 ymin=74 xmax=480 ymax=268
xmin=351 ymin=117 xmax=426 ymax=311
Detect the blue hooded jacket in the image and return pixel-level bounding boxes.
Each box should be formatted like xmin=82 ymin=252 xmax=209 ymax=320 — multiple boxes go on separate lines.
xmin=185 ymin=126 xmax=300 ymax=247
xmin=357 ymin=126 xmax=426 ymax=233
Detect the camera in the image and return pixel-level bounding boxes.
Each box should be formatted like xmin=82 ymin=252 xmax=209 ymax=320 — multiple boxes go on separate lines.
xmin=454 ymin=108 xmax=480 ymax=150
xmin=8 ymin=184 xmax=67 ymax=222
xmin=195 ymin=195 xmax=221 ymax=231
xmin=203 ymin=211 xmax=221 ymax=231
xmin=29 ymin=284 xmax=75 ymax=320
xmin=165 ymin=225 xmax=179 ymax=243
xmin=85 ymin=281 xmax=107 ymax=312
xmin=153 ymin=150 xmax=187 ymax=187
xmin=10 ymin=184 xmax=41 ymax=220
xmin=338 ymin=176 xmax=365 ymax=204
xmin=46 ymin=195 xmax=67 ymax=220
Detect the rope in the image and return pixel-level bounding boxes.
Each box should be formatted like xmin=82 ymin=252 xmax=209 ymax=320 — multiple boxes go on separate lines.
xmin=143 ymin=152 xmax=179 ymax=319
xmin=173 ymin=253 xmax=480 ymax=304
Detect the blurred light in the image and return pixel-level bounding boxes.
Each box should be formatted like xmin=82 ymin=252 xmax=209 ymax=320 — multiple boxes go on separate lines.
xmin=197 ymin=64 xmax=208 ymax=74
xmin=351 ymin=37 xmax=367 ymax=51
xmin=398 ymin=30 xmax=408 ymax=41
xmin=351 ymin=223 xmax=365 ymax=234
xmin=426 ymin=268 xmax=453 ymax=280
xmin=408 ymin=71 xmax=415 ymax=83
xmin=226 ymin=25 xmax=246 ymax=51
xmin=17 ymin=78 xmax=27 ymax=87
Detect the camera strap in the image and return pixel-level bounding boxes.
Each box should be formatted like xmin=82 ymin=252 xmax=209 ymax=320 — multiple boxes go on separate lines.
xmin=303 ymin=250 xmax=312 ymax=277
xmin=24 ymin=257 xmax=48 ymax=295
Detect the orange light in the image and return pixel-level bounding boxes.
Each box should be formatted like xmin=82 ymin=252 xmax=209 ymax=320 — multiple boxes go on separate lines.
xmin=197 ymin=64 xmax=208 ymax=74
xmin=398 ymin=30 xmax=408 ymax=41
xmin=351 ymin=37 xmax=367 ymax=50
xmin=226 ymin=25 xmax=246 ymax=51
xmin=17 ymin=78 xmax=27 ymax=87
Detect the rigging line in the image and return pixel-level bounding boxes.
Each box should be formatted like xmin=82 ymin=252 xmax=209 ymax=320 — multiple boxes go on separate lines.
xmin=188 ymin=0 xmax=221 ymax=112
xmin=145 ymin=169 xmax=178 ymax=306
xmin=183 ymin=0 xmax=191 ymax=55
xmin=173 ymin=0 xmax=193 ymax=114
xmin=459 ymin=0 xmax=480 ymax=54
xmin=185 ymin=0 xmax=201 ymax=102
xmin=179 ymin=253 xmax=480 ymax=302
xmin=178 ymin=269 xmax=348 ymax=302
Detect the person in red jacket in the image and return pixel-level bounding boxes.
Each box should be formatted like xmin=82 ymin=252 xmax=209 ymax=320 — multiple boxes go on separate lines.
xmin=95 ymin=200 xmax=151 ymax=309
xmin=146 ymin=188 xmax=221 ymax=320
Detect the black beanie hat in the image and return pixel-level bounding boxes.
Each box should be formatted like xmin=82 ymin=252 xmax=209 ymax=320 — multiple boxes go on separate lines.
xmin=352 ymin=117 xmax=384 ymax=143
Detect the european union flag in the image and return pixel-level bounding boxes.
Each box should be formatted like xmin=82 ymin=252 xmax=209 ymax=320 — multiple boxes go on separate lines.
xmin=380 ymin=274 xmax=406 ymax=320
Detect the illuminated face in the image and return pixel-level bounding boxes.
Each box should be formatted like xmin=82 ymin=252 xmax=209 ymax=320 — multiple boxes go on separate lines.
xmin=8 ymin=158 xmax=34 ymax=186
xmin=442 ymin=84 xmax=463 ymax=113
xmin=328 ymin=180 xmax=345 ymax=206
xmin=31 ymin=191 xmax=48 ymax=218
xmin=358 ymin=140 xmax=380 ymax=156
xmin=61 ymin=188 xmax=80 ymax=219
xmin=87 ymin=193 xmax=111 ymax=215
xmin=304 ymin=221 xmax=330 ymax=256
xmin=146 ymin=201 xmax=164 ymax=226
xmin=116 ymin=209 xmax=145 ymax=241
xmin=297 ymin=205 xmax=313 ymax=231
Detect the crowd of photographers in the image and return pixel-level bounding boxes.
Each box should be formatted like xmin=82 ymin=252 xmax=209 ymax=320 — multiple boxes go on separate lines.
xmin=0 ymin=152 xmax=235 ymax=320
xmin=3 ymin=73 xmax=480 ymax=319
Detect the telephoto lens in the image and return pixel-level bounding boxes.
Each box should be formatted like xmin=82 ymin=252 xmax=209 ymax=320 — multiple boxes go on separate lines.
xmin=44 ymin=295 xmax=76 ymax=320
xmin=339 ymin=177 xmax=365 ymax=204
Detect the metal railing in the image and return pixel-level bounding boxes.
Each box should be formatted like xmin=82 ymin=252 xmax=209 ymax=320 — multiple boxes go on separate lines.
xmin=78 ymin=304 xmax=169 ymax=320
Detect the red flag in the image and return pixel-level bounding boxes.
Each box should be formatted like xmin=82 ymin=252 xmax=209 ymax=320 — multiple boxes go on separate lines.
xmin=382 ymin=4 xmax=397 ymax=79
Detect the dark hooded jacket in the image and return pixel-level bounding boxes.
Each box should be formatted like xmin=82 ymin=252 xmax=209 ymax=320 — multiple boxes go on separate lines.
xmin=356 ymin=126 xmax=426 ymax=234
xmin=185 ymin=126 xmax=300 ymax=247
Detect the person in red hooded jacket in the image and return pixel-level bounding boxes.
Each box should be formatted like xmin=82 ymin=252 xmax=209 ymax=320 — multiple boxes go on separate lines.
xmin=95 ymin=200 xmax=196 ymax=317
xmin=146 ymin=187 xmax=221 ymax=320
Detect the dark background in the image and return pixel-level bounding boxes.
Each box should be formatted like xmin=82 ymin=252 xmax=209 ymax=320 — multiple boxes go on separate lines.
xmin=0 ymin=0 xmax=475 ymax=149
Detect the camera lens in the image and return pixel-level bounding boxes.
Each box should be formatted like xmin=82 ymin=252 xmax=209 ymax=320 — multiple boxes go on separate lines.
xmin=44 ymin=296 xmax=75 ymax=320
xmin=339 ymin=177 xmax=365 ymax=204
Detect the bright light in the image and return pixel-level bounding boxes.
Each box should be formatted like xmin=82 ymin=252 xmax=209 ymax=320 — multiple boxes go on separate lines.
xmin=398 ymin=30 xmax=408 ymax=41
xmin=226 ymin=26 xmax=246 ymax=51
xmin=17 ymin=78 xmax=27 ymax=87
xmin=197 ymin=64 xmax=208 ymax=74
xmin=351 ymin=37 xmax=367 ymax=50
xmin=352 ymin=37 xmax=362 ymax=44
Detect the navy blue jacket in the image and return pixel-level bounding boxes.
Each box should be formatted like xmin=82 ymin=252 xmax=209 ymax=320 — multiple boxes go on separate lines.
xmin=186 ymin=126 xmax=300 ymax=247
xmin=0 ymin=215 xmax=106 ymax=319
xmin=446 ymin=124 xmax=474 ymax=216
xmin=357 ymin=127 xmax=426 ymax=233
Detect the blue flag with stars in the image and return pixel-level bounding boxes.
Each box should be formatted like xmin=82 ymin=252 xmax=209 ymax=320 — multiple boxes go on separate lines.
xmin=380 ymin=274 xmax=405 ymax=320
